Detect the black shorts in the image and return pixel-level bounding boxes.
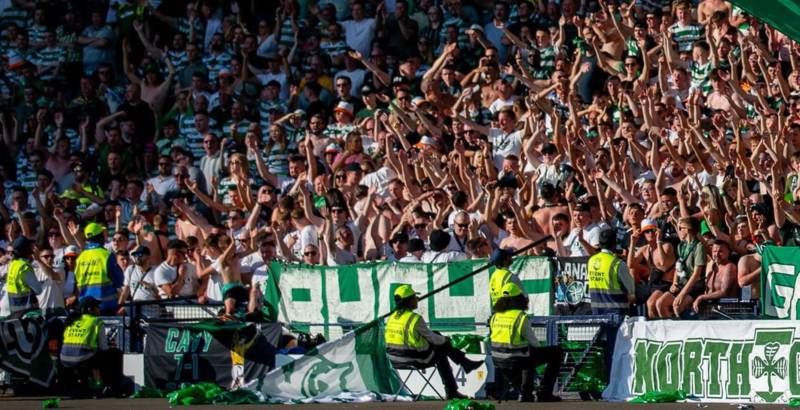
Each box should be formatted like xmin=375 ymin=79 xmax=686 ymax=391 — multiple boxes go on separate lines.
xmin=671 ymin=283 xmax=704 ymax=299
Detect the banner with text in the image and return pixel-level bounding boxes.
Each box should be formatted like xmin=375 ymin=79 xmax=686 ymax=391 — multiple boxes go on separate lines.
xmin=144 ymin=322 xmax=281 ymax=390
xmin=604 ymin=319 xmax=800 ymax=403
xmin=262 ymin=257 xmax=553 ymax=338
xmin=762 ymin=245 xmax=800 ymax=319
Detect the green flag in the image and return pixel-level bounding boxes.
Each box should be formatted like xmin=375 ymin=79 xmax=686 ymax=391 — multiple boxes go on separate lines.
xmin=247 ymin=322 xmax=403 ymax=402
xmin=730 ymin=0 xmax=800 ymax=43
xmin=762 ymin=245 xmax=800 ymax=319
xmin=0 ymin=314 xmax=56 ymax=386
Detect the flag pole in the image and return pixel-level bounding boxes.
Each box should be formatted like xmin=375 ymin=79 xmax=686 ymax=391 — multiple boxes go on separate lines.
xmin=373 ymin=235 xmax=553 ymax=324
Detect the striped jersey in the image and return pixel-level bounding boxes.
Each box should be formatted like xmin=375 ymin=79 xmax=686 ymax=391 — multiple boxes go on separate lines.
xmin=669 ymin=22 xmax=703 ymax=53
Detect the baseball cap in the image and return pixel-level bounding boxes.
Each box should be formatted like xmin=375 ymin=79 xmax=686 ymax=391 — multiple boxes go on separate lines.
xmin=489 ymin=248 xmax=514 ymax=265
xmin=12 ymin=236 xmax=33 ymax=255
xmin=640 ymin=219 xmax=658 ymax=232
xmin=84 ymin=222 xmax=106 ymax=238
xmin=501 ymin=282 xmax=522 ymax=298
xmin=325 ymin=143 xmax=341 ymax=154
xmin=334 ymin=101 xmax=354 ymax=117
xmin=64 ymin=245 xmax=80 ymax=257
xmin=467 ymin=24 xmax=484 ymax=34
xmin=394 ymin=284 xmax=418 ymax=299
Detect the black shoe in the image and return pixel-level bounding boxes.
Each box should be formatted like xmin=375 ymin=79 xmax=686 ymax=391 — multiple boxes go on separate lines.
xmin=462 ymin=359 xmax=483 ymax=374
xmin=446 ymin=391 xmax=468 ymax=400
xmin=537 ymin=393 xmax=562 ymax=402
xmin=519 ymin=394 xmax=536 ymax=402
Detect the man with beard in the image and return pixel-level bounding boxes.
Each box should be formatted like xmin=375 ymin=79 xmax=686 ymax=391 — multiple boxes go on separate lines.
xmin=692 ymin=240 xmax=738 ymax=314
xmin=203 ymin=33 xmax=233 ymax=84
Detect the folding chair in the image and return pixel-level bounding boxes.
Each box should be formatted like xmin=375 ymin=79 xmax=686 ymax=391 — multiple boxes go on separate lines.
xmin=390 ymin=361 xmax=445 ymax=401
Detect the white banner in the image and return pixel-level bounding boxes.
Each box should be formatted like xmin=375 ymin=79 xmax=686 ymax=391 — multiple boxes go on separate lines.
xmin=604 ymin=319 xmax=800 ymax=403
xmin=265 ymin=257 xmax=552 ymax=338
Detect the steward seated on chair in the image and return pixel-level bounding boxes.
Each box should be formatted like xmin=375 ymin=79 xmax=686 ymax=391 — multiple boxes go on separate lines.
xmin=489 ymin=282 xmax=562 ymax=402
xmin=384 ymin=284 xmax=483 ymax=399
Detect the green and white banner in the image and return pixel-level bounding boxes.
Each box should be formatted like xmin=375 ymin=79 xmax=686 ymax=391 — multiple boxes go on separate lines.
xmin=247 ymin=322 xmax=405 ymax=403
xmin=604 ymin=319 xmax=800 ymax=403
xmin=262 ymin=257 xmax=553 ymax=338
xmin=762 ymin=245 xmax=800 ymax=319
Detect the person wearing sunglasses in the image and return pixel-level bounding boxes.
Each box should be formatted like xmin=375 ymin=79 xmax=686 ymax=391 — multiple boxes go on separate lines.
xmin=33 ymin=245 xmax=66 ymax=315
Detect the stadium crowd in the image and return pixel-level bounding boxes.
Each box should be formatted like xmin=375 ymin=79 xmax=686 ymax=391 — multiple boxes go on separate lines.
xmin=0 ymin=0 xmax=794 ymax=319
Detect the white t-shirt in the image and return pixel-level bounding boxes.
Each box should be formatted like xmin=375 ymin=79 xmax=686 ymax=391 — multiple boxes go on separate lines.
xmin=205 ymin=257 xmax=224 ymax=303
xmin=33 ymin=262 xmax=64 ymax=309
xmin=141 ymin=175 xmax=178 ymax=201
xmin=123 ymin=264 xmax=159 ymax=302
xmin=489 ymin=128 xmax=523 ymax=170
xmin=563 ymin=223 xmax=605 ymax=257
xmin=489 ymin=96 xmax=517 ymax=114
xmin=359 ymin=166 xmax=396 ymax=194
xmin=154 ymin=262 xmax=199 ymax=298
xmin=398 ymin=254 xmax=421 ymax=263
xmin=250 ymin=263 xmax=272 ymax=300
xmin=421 ymin=250 xmax=466 ymax=263
xmin=339 ymin=18 xmax=376 ymax=56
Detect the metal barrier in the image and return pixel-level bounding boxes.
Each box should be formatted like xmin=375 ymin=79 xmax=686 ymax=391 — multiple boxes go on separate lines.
xmin=528 ymin=315 xmax=622 ymax=397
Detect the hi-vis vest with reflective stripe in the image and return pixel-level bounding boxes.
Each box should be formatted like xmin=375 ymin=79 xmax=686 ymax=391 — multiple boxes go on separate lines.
xmin=489 ymin=268 xmax=512 ymax=308
xmin=385 ymin=309 xmax=433 ymax=365
xmin=60 ymin=314 xmax=103 ymax=365
xmin=74 ymin=247 xmax=114 ymax=303
xmin=490 ymin=309 xmax=529 ymax=362
xmin=587 ymin=251 xmax=628 ymax=310
xmin=7 ymin=259 xmax=36 ymax=312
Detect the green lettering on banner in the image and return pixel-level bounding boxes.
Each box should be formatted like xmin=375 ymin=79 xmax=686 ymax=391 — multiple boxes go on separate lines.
xmin=655 ymin=342 xmax=681 ymax=391
xmin=789 ymin=341 xmax=800 ymax=395
xmin=632 ymin=340 xmax=659 ymax=394
xmin=292 ymin=288 xmax=312 ymax=302
xmin=682 ymin=340 xmax=703 ymax=397
xmin=427 ymin=262 xmax=481 ymax=332
xmin=703 ymin=341 xmax=729 ymax=398
xmin=176 ymin=329 xmax=192 ymax=352
xmin=447 ymin=264 xmax=474 ymax=297
xmin=264 ymin=257 xmax=553 ymax=338
xmin=727 ymin=342 xmax=753 ymax=398
xmin=337 ymin=266 xmax=361 ymax=302
xmin=165 ymin=328 xmax=180 ymax=353
xmin=202 ymin=331 xmax=212 ymax=352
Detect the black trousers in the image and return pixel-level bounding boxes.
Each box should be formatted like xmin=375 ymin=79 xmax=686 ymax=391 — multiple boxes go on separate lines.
xmin=430 ymin=343 xmax=475 ymax=395
xmin=63 ymin=349 xmax=123 ymax=392
xmin=495 ymin=345 xmax=563 ymax=399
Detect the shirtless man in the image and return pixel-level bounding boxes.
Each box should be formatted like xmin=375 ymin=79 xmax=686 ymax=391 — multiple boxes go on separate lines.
xmin=499 ymin=214 xmax=534 ymax=252
xmin=218 ymin=236 xmax=245 ymax=317
xmin=532 ymin=183 xmax=569 ymax=236
xmin=737 ymin=253 xmax=761 ymax=301
xmin=628 ymin=223 xmax=676 ymax=318
xmin=693 ymin=240 xmax=738 ymax=313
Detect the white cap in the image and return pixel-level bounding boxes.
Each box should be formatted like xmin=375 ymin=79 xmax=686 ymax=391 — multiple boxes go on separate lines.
xmin=334 ymin=101 xmax=354 ymax=117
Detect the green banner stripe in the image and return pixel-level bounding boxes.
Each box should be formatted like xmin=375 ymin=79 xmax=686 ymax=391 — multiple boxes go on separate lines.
xmin=730 ymin=0 xmax=800 ymax=44
xmin=522 ymin=278 xmax=552 ymax=294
